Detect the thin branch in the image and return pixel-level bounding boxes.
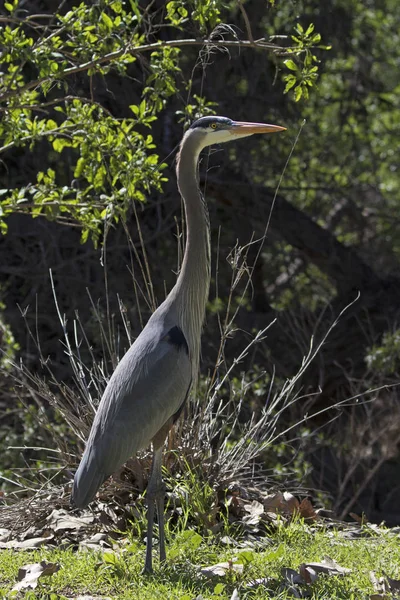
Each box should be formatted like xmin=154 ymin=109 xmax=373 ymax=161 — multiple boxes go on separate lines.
xmin=0 ymin=124 xmax=76 ymax=155
xmin=0 ymin=37 xmax=285 ymax=103
xmin=237 ymin=0 xmax=254 ymax=44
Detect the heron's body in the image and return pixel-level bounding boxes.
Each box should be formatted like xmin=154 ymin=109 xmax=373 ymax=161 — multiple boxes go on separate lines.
xmin=71 ymin=314 xmax=192 ymax=508
xmin=71 ymin=115 xmax=285 ymax=572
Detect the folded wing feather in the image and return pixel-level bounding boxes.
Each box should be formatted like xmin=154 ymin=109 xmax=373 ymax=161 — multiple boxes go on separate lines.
xmin=71 ymin=321 xmax=191 ymax=507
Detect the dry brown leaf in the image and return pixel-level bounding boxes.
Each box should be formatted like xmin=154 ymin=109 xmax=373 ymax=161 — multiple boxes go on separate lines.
xmin=12 ymin=561 xmax=60 ymax=592
xmin=0 ymin=528 xmax=10 ymax=542
xmin=299 ymin=564 xmax=318 ymax=584
xmin=298 ymin=498 xmax=318 ymax=522
xmin=263 ymin=492 xmax=287 ymax=513
xmin=283 ymin=492 xmax=300 ymax=514
xmin=242 ymin=500 xmax=264 ymax=526
xmin=384 ymin=572 xmax=400 ymax=592
xmin=220 ymin=535 xmax=238 ymax=547
xmin=98 ymin=503 xmax=120 ymax=526
xmin=279 ymin=566 xmax=313 ymax=598
xmin=370 ymin=571 xmax=391 ymax=594
xmin=47 ymin=509 xmax=94 ymax=532
xmin=263 ymin=510 xmax=288 ymax=525
xmin=263 ymin=491 xmax=303 ymax=517
xmin=281 ymin=567 xmax=305 ymax=585
xmin=0 ymin=536 xmax=53 ymax=550
xmin=281 ymin=556 xmax=351 ymax=590
xmin=201 ymin=560 xmax=244 ymax=578
xmin=243 ymin=500 xmax=264 ymax=517
xmin=80 ymin=532 xmax=111 ymax=551
xmin=370 ymin=571 xmax=400 ymax=597
xmin=226 ymin=494 xmax=245 ymax=517
xmin=350 ymin=512 xmax=368 ymax=525
xmin=303 ymin=556 xmax=351 ymax=576
xmin=315 ymin=508 xmax=336 ymax=518
xmin=246 ymin=577 xmax=273 ymax=589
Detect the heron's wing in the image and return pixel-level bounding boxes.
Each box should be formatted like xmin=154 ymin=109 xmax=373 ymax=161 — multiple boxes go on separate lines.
xmin=72 ymin=322 xmax=191 ymax=507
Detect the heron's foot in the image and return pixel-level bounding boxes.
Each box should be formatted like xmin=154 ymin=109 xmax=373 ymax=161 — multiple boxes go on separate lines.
xmin=142 ymin=538 xmax=167 ymax=574
xmin=143 ymin=531 xmax=156 ymax=574
xmin=142 ymin=561 xmax=153 ymax=575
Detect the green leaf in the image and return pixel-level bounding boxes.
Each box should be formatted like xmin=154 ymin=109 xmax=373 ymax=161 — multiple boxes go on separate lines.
xmin=304 ymin=53 xmax=312 ymax=67
xmin=180 ymin=530 xmax=203 ymax=550
xmin=284 ymin=75 xmax=296 ymax=93
xmin=102 ymin=552 xmax=117 ymax=564
xmin=129 ymin=104 xmax=139 ymax=116
xmin=81 ymin=227 xmax=90 ymax=244
xmin=74 ymin=157 xmax=86 ymax=178
xmin=102 ymin=12 xmax=114 ymax=31
xmin=266 ymin=544 xmax=285 ymax=560
xmin=139 ymin=99 xmax=146 ymax=117
xmin=52 ymin=138 xmax=70 ymax=152
xmin=284 ymin=59 xmax=298 ymax=71
xmin=294 ymin=86 xmax=303 ymax=101
xmin=236 ymin=550 xmax=255 ymax=564
xmin=129 ymin=0 xmax=141 ymax=20
xmin=110 ymin=1 xmax=122 ymax=13
xmin=305 ymin=23 xmax=315 ymax=36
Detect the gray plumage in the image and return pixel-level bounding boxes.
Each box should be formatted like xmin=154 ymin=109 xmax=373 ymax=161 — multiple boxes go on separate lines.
xmin=71 ymin=115 xmax=285 ymax=572
xmin=72 ymin=316 xmax=191 ymax=507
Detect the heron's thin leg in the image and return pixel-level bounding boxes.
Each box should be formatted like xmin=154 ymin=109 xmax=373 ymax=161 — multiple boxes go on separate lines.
xmin=156 ymin=478 xmax=166 ymax=563
xmin=144 ymin=445 xmax=164 ymax=573
xmin=144 ymin=487 xmax=155 ymax=573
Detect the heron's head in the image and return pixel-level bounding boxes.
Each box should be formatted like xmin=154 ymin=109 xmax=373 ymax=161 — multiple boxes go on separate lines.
xmin=188 ymin=115 xmax=286 ymax=149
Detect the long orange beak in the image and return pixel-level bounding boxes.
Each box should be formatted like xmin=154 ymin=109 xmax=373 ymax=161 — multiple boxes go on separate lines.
xmin=231 ymin=121 xmax=286 ymax=135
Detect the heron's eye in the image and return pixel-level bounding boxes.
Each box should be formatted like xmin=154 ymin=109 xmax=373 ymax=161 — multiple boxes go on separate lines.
xmin=210 ymin=123 xmax=217 ymax=129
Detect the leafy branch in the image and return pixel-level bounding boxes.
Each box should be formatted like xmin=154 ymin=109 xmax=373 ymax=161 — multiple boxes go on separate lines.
xmin=282 ymin=23 xmax=331 ymax=101
xmin=0 ymin=37 xmax=287 ymax=104
xmin=0 ymin=1 xmax=326 ymax=243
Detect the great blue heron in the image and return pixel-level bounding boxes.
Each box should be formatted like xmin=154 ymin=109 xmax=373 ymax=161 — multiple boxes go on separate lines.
xmin=71 ymin=115 xmax=286 ymax=572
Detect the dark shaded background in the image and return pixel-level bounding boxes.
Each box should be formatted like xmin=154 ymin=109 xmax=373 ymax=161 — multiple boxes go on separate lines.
xmin=1 ymin=0 xmax=400 ymax=523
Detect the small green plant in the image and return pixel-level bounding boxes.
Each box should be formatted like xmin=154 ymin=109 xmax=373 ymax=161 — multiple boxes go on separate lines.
xmin=169 ymin=529 xmax=203 ymax=561
xmin=165 ymin=457 xmax=218 ymax=534
xmin=97 ymin=551 xmax=131 ymax=580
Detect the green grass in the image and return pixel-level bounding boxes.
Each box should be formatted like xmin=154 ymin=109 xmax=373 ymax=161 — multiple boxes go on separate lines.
xmin=1 ymin=521 xmax=400 ymax=599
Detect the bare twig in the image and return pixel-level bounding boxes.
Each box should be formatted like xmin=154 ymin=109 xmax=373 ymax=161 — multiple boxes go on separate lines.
xmin=0 ymin=37 xmax=285 ymax=103
xmin=237 ymin=0 xmax=254 ymax=44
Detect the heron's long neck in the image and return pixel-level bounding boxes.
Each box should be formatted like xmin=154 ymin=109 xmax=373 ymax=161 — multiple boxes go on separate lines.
xmin=171 ymin=134 xmax=211 ymax=376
